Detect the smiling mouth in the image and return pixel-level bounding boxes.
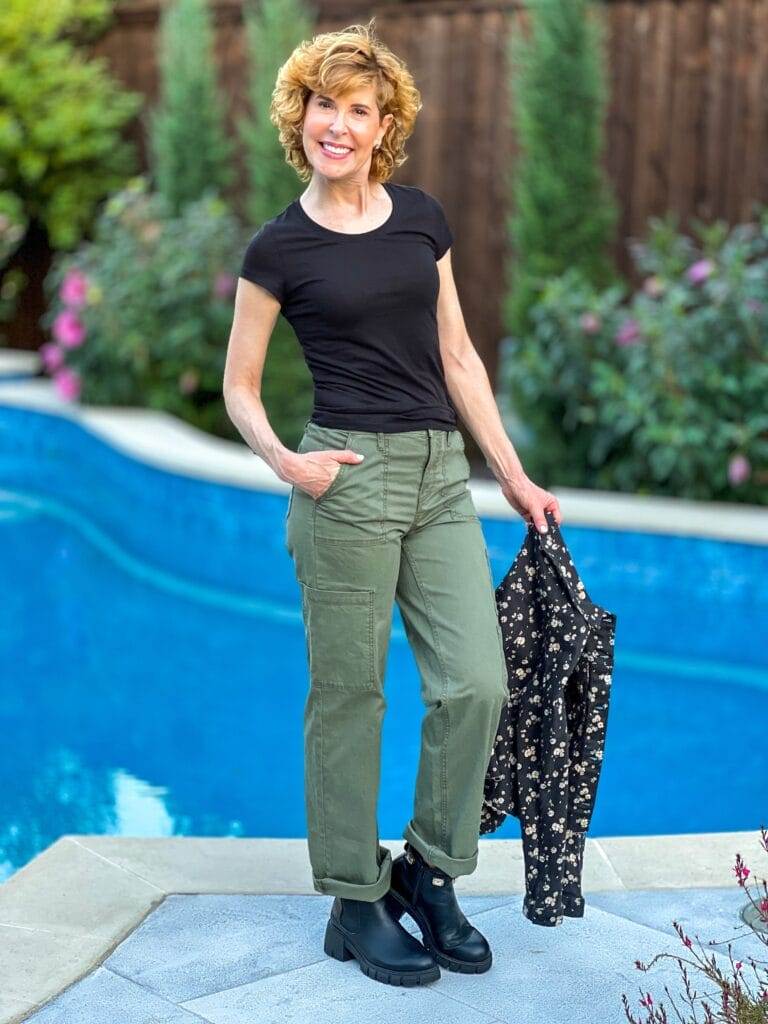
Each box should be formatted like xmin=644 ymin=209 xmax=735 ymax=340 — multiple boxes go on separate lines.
xmin=320 ymin=142 xmax=352 ymax=156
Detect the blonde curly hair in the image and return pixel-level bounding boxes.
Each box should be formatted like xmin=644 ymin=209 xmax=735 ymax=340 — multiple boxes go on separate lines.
xmin=269 ymin=18 xmax=422 ymax=183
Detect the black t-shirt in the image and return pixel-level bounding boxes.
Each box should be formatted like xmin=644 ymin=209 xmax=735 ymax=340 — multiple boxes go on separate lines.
xmin=239 ymin=181 xmax=458 ymax=432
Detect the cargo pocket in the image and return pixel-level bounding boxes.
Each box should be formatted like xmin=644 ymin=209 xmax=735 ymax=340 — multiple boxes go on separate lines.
xmin=299 ymin=582 xmax=376 ymax=690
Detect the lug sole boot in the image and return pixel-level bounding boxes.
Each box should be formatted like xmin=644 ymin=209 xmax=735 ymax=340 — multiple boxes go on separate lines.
xmin=324 ymin=893 xmax=441 ymax=986
xmin=384 ymin=842 xmax=493 ymax=974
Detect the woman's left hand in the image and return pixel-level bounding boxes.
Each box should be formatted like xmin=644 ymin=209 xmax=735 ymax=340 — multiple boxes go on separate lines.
xmin=500 ymin=473 xmax=562 ymax=533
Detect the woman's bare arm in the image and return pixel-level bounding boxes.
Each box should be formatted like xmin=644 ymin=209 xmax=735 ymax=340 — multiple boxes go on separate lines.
xmin=223 ymin=278 xmax=362 ymax=497
xmin=435 ymin=251 xmax=561 ymax=530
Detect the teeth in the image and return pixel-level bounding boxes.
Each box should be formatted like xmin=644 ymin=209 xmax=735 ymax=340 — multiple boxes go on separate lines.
xmin=322 ymin=142 xmax=350 ymax=154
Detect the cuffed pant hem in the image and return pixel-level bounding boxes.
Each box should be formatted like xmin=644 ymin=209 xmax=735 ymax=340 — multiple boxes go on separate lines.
xmin=402 ymin=820 xmax=479 ymax=877
xmin=312 ymin=845 xmax=393 ymax=901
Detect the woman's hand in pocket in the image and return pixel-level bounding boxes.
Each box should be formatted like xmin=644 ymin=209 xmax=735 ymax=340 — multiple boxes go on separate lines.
xmin=291 ymin=448 xmax=365 ymax=500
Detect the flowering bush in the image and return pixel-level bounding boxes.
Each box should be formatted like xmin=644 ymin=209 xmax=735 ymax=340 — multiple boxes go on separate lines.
xmin=39 ymin=175 xmax=246 ymax=438
xmin=500 ymin=212 xmax=768 ymax=503
xmin=622 ymin=826 xmax=768 ymax=1023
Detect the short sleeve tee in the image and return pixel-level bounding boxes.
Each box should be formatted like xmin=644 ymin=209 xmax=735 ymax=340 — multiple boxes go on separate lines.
xmin=239 ymin=182 xmax=457 ymax=432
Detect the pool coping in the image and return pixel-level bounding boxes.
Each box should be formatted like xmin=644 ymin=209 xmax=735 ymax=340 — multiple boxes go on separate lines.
xmin=1 ymin=830 xmax=765 ymax=1024
xmin=0 ymin=360 xmax=765 ymax=545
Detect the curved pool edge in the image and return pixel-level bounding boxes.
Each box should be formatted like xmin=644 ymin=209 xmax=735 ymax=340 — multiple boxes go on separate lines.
xmin=1 ymin=829 xmax=764 ymax=1024
xmin=0 ymin=375 xmax=765 ymax=544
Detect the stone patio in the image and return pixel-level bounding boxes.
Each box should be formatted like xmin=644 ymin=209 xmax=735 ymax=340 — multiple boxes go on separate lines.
xmin=2 ymin=832 xmax=765 ymax=1023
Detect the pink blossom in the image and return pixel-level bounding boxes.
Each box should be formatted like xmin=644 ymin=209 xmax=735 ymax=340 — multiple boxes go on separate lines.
xmin=59 ymin=268 xmax=89 ymax=308
xmin=52 ymin=366 xmax=81 ymax=401
xmin=686 ymin=258 xmax=714 ymax=285
xmin=728 ymin=454 xmax=751 ymax=486
xmin=734 ymin=860 xmax=751 ymax=880
xmin=640 ymin=992 xmax=654 ymax=1009
xmin=643 ymin=275 xmax=665 ymax=298
xmin=214 ymin=272 xmax=236 ymax=299
xmin=39 ymin=342 xmax=65 ymax=372
xmin=52 ymin=309 xmax=86 ymax=349
xmin=615 ymin=318 xmax=641 ymax=346
xmin=178 ymin=369 xmax=199 ymax=395
xmin=579 ymin=312 xmax=601 ymax=334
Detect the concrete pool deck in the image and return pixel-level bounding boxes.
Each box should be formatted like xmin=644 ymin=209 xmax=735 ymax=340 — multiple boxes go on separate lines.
xmin=2 ymin=832 xmax=767 ymax=1023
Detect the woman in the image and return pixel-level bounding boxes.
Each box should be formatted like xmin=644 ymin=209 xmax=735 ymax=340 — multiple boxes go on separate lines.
xmin=224 ymin=19 xmax=561 ymax=988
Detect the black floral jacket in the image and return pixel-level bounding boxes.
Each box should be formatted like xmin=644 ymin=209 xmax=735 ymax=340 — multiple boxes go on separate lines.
xmin=480 ymin=509 xmax=617 ymax=927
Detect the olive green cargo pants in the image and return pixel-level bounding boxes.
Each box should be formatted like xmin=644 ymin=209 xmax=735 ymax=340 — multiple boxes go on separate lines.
xmin=285 ymin=420 xmax=508 ymax=902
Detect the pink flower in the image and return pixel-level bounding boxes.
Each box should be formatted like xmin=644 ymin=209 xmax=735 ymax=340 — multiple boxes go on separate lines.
xmin=615 ymin=318 xmax=641 ymax=346
xmin=640 ymin=993 xmax=654 ymax=1009
xmin=734 ymin=860 xmax=751 ymax=880
xmin=178 ymin=369 xmax=199 ymax=395
xmin=52 ymin=366 xmax=81 ymax=401
xmin=59 ymin=268 xmax=89 ymax=308
xmin=579 ymin=312 xmax=601 ymax=334
xmin=686 ymin=258 xmax=714 ymax=285
xmin=728 ymin=454 xmax=751 ymax=486
xmin=643 ymin=275 xmax=665 ymax=298
xmin=52 ymin=309 xmax=86 ymax=349
xmin=214 ymin=272 xmax=236 ymax=299
xmin=39 ymin=342 xmax=65 ymax=372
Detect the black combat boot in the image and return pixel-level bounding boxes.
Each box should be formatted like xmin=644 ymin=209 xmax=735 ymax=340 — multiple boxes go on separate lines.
xmin=384 ymin=842 xmax=493 ymax=973
xmin=323 ymin=893 xmax=440 ymax=986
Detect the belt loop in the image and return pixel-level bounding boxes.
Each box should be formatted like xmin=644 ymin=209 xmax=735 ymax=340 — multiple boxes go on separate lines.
xmin=376 ymin=431 xmax=385 ymax=452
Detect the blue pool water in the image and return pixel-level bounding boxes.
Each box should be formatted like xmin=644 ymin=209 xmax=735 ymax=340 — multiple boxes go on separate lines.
xmin=1 ymin=403 xmax=767 ymax=882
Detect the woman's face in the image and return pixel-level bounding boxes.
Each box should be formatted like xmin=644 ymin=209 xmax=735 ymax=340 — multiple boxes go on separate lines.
xmin=303 ymin=85 xmax=393 ymax=179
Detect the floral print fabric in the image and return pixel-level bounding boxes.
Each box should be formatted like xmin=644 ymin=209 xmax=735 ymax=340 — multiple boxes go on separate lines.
xmin=480 ymin=509 xmax=617 ymax=927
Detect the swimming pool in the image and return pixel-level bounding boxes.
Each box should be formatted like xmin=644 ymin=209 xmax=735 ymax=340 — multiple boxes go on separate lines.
xmin=1 ymin=398 xmax=766 ymax=884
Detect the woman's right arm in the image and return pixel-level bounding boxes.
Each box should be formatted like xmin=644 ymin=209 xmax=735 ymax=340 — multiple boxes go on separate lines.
xmin=223 ymin=278 xmax=301 ymax=484
xmin=223 ymin=278 xmax=362 ymax=496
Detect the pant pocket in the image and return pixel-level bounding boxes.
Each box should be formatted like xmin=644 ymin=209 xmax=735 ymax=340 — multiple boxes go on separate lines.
xmin=297 ymin=426 xmax=353 ymax=505
xmin=300 ymin=582 xmax=376 ymax=690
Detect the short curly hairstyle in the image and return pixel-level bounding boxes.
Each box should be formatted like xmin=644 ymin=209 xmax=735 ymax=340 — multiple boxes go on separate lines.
xmin=269 ymin=18 xmax=422 ymax=183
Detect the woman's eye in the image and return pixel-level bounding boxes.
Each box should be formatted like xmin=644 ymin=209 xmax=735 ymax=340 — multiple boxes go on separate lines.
xmin=318 ymin=100 xmax=367 ymax=116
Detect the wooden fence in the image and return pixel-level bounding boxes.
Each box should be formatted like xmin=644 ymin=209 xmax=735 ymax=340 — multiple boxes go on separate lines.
xmin=12 ymin=0 xmax=768 ymax=384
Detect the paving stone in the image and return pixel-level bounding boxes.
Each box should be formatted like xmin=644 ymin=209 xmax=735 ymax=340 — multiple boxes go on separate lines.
xmin=182 ymin=955 xmax=504 ymax=1024
xmin=23 ymin=967 xmax=206 ymax=1023
xmin=412 ymin=899 xmax=742 ymax=1024
xmin=588 ymin=885 xmax=768 ymax=960
xmin=103 ymin=894 xmax=517 ymax=1004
